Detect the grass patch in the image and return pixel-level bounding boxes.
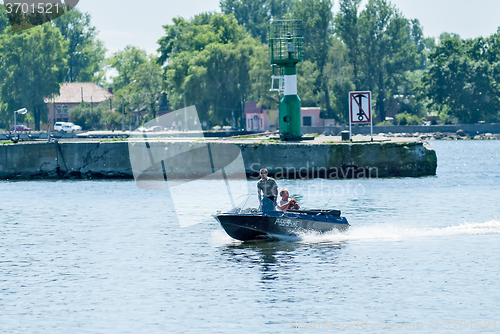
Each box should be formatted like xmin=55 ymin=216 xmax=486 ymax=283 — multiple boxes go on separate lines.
xmin=100 ymin=137 xmax=127 ymax=142
xmin=237 ymin=134 xmax=260 ymax=139
xmin=189 ymin=138 xmax=206 ymax=149
xmin=1 ymin=140 xmax=13 ymax=144
xmin=375 ymin=120 xmax=394 ymax=126
xmin=260 ymin=139 xmax=281 ymax=143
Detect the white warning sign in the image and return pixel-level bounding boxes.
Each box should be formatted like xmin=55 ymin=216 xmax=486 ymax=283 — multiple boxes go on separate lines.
xmin=349 ymin=91 xmax=371 ymax=124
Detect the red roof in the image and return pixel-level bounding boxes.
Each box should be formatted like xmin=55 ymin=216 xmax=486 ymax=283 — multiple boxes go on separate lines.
xmin=45 ymin=82 xmax=113 ymax=104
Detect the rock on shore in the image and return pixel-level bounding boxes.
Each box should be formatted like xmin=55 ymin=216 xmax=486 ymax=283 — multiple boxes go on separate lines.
xmin=381 ymin=131 xmax=500 ymax=141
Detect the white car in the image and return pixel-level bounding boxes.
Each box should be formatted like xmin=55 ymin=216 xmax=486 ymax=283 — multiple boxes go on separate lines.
xmin=71 ymin=123 xmax=82 ymax=131
xmin=54 ymin=122 xmax=66 ymax=132
xmin=146 ymin=125 xmax=164 ymax=132
xmin=58 ymin=122 xmax=82 ymax=133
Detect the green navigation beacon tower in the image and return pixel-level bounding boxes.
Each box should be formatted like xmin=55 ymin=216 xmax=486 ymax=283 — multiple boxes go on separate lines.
xmin=269 ymin=20 xmax=303 ymax=140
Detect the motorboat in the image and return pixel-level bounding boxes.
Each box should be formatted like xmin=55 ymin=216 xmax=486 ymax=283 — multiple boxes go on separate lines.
xmin=214 ymin=195 xmax=349 ymax=241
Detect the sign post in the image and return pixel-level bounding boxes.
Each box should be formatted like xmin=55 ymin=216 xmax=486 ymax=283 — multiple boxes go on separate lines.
xmin=349 ymin=91 xmax=372 ymax=141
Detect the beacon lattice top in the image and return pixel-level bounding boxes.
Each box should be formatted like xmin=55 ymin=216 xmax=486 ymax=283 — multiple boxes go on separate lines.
xmin=269 ymin=20 xmax=303 ymax=65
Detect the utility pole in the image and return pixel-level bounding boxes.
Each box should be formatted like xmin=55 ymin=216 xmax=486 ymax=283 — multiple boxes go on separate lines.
xmin=184 ymin=94 xmax=188 ymax=131
xmin=241 ymin=95 xmax=244 ymax=130
xmin=121 ymin=80 xmax=137 ymax=132
xmin=122 ymin=97 xmax=125 ymax=131
xmin=13 ymin=108 xmax=27 ymax=141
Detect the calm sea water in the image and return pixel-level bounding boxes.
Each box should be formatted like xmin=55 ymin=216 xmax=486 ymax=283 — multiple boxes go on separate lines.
xmin=1 ymin=140 xmax=499 ymax=333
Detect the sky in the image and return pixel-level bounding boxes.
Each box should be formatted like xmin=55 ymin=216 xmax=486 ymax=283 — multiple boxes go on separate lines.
xmin=73 ymin=0 xmax=500 ymax=56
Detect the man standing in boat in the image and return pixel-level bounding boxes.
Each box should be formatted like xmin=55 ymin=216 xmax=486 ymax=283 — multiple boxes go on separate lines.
xmin=257 ymin=168 xmax=278 ymax=206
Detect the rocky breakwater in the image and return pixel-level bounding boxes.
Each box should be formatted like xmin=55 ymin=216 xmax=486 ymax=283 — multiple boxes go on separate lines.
xmin=382 ymin=130 xmax=500 ymax=141
xmin=0 ymin=138 xmax=437 ymax=180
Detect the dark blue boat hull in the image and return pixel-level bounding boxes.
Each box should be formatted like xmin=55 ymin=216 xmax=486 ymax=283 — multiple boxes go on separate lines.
xmin=215 ymin=211 xmax=349 ymax=241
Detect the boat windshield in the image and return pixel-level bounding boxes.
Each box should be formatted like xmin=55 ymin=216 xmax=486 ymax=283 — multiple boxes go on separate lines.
xmin=228 ymin=194 xmax=280 ymax=213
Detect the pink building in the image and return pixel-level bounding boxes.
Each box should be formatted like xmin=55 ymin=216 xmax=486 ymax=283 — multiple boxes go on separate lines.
xmin=245 ymin=102 xmax=270 ymax=132
xmin=300 ymin=107 xmax=323 ymax=127
xmin=45 ymin=82 xmax=113 ymax=127
xmin=245 ymin=102 xmax=326 ymax=132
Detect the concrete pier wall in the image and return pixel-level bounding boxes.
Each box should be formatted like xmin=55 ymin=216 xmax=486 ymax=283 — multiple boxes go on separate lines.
xmin=0 ymin=140 xmax=437 ymax=180
xmin=0 ymin=142 xmax=132 ymax=180
xmin=240 ymin=140 xmax=436 ymax=178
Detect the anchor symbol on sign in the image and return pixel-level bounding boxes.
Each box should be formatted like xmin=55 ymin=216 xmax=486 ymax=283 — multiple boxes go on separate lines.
xmin=354 ymin=94 xmax=367 ymax=121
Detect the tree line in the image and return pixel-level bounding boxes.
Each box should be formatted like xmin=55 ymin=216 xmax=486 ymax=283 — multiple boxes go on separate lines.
xmin=1 ymin=0 xmax=499 ymax=131
xmin=0 ymin=5 xmax=162 ymax=131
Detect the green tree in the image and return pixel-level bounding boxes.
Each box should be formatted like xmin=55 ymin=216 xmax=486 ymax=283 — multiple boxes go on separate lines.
xmin=68 ymin=102 xmax=101 ymax=130
xmin=158 ymin=13 xmax=245 ymax=64
xmin=247 ymin=43 xmax=279 ymax=109
xmin=396 ymin=69 xmax=427 ymax=116
xmin=0 ymin=4 xmax=9 ymax=32
xmin=220 ymin=0 xmax=294 ymax=43
xmin=336 ymin=0 xmax=428 ymax=121
xmin=292 ymin=0 xmax=335 ymax=117
xmin=297 ymin=60 xmax=321 ymax=107
xmin=0 ymin=100 xmax=8 ymax=130
xmin=52 ymin=8 xmax=106 ymax=84
xmin=325 ymin=37 xmax=355 ymax=122
xmin=109 ymin=48 xmax=162 ymax=123
xmin=335 ymin=0 xmax=362 ymax=86
xmin=409 ymin=19 xmax=433 ymax=70
xmin=166 ymin=39 xmax=258 ymax=126
xmin=68 ymin=101 xmax=120 ymax=130
xmin=130 ymin=57 xmax=163 ymax=120
xmin=0 ymin=5 xmax=8 ymax=129
xmin=422 ymin=34 xmax=500 ymax=123
xmin=3 ymin=3 xmax=63 ymax=33
xmin=102 ymin=108 xmax=123 ymax=129
xmin=357 ymin=0 xmax=419 ymax=122
xmin=159 ymin=13 xmax=259 ymax=126
xmin=0 ymin=24 xmax=67 ymax=130
xmin=109 ymin=46 xmax=149 ymax=92
xmin=396 ymin=111 xmax=422 ymax=125
xmin=220 ymin=0 xmax=268 ymax=42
